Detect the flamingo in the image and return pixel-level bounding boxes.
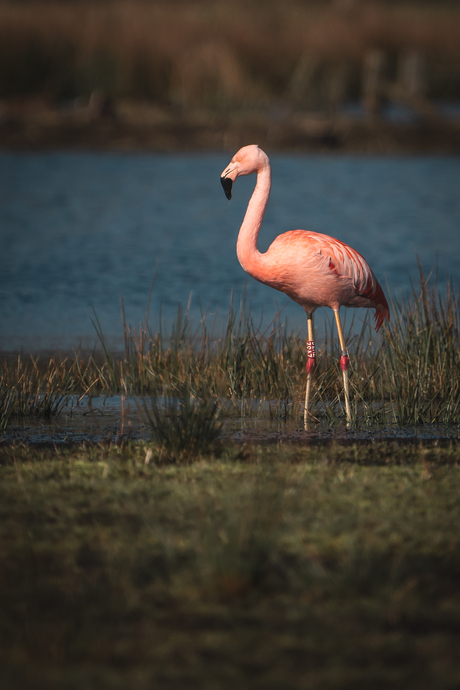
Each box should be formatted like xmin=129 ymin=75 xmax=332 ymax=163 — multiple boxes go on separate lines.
xmin=220 ymin=144 xmax=390 ymax=424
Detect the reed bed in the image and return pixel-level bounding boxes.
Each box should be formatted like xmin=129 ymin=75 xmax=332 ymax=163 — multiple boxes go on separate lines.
xmin=1 ymin=268 xmax=460 ymax=433
xmin=1 ymin=0 xmax=460 ymax=110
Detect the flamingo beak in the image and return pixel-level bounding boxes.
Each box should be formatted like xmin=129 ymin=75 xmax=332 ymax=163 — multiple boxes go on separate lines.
xmin=221 ymin=174 xmax=233 ymax=200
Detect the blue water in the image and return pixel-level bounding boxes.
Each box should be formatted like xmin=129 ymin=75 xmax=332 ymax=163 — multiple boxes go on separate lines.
xmin=1 ymin=152 xmax=460 ymax=352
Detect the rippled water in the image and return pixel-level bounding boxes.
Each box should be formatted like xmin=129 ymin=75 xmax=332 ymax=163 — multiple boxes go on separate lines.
xmin=1 ymin=152 xmax=460 ymax=352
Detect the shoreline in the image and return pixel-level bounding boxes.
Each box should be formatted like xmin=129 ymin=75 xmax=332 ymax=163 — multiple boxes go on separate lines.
xmin=1 ymin=100 xmax=460 ymax=154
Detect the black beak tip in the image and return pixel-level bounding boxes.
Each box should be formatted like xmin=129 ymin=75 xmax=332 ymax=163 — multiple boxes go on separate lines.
xmin=221 ymin=176 xmax=233 ymax=200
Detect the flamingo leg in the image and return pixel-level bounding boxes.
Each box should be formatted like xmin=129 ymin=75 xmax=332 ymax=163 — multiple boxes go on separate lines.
xmin=304 ymin=313 xmax=316 ymax=428
xmin=334 ymin=309 xmax=352 ymax=423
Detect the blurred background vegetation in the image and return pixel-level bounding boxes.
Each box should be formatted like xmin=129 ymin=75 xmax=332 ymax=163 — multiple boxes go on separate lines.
xmin=1 ymin=0 xmax=459 ymax=112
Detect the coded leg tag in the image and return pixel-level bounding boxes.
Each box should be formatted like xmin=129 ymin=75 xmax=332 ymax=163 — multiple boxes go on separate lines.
xmin=306 ymin=340 xmax=316 ymax=373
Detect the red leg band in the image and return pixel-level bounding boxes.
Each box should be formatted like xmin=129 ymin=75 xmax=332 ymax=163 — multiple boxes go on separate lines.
xmin=306 ymin=357 xmax=316 ymax=374
xmin=340 ymin=351 xmax=349 ymax=372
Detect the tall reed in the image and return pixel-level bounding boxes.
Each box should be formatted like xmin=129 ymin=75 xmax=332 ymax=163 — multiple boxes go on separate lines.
xmin=1 ymin=267 xmax=459 ymax=429
xmin=0 ymin=355 xmax=75 ymax=424
xmin=380 ymin=267 xmax=460 ymax=425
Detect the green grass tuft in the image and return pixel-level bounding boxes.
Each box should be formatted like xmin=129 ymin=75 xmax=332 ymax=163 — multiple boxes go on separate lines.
xmin=142 ymin=380 xmax=223 ymax=460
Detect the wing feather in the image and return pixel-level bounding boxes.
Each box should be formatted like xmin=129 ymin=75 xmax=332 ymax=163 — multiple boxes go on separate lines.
xmin=309 ymin=233 xmax=390 ymax=331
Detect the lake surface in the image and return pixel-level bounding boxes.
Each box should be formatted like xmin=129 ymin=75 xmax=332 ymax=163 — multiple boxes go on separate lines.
xmin=1 ymin=152 xmax=460 ymax=352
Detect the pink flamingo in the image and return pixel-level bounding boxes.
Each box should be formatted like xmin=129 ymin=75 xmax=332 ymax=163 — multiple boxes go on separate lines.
xmin=221 ymin=144 xmax=390 ymax=424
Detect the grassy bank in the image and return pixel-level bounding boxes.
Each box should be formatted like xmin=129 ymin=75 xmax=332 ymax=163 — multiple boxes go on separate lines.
xmin=2 ymin=269 xmax=460 ymax=431
xmin=1 ymin=441 xmax=460 ymax=689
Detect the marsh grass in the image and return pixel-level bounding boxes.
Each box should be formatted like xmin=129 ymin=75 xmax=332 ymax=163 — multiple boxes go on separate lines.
xmin=1 ymin=267 xmax=460 ymax=432
xmin=142 ymin=380 xmax=223 ymax=459
xmin=0 ymin=355 xmax=75 ymax=427
xmin=1 ymin=441 xmax=460 ymax=688
xmin=382 ymin=265 xmax=460 ymax=425
xmin=0 ymin=384 xmax=14 ymax=431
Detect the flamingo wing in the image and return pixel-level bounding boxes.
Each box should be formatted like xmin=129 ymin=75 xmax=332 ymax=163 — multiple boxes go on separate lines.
xmin=307 ymin=232 xmax=390 ymax=331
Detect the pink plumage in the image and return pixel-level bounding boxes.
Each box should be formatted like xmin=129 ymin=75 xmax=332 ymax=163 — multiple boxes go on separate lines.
xmin=221 ymin=145 xmax=390 ymax=331
xmin=221 ymin=144 xmax=390 ymax=425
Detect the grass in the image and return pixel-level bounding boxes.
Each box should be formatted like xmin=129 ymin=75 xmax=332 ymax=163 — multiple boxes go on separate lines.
xmin=142 ymin=380 xmax=223 ymax=459
xmin=1 ymin=440 xmax=460 ymax=689
xmin=1 ymin=267 xmax=460 ymax=431
xmin=381 ymin=268 xmax=460 ymax=425
xmin=0 ymin=355 xmax=75 ymax=430
xmin=1 ymin=0 xmax=460 ymax=109
xmin=0 ymin=264 xmax=460 ymax=436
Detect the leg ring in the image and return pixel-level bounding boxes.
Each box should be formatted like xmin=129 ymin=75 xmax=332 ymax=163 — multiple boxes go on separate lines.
xmin=340 ymin=351 xmax=349 ymax=372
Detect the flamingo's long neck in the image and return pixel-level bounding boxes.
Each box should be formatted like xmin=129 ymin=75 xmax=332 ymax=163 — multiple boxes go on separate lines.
xmin=236 ymin=162 xmax=271 ymax=279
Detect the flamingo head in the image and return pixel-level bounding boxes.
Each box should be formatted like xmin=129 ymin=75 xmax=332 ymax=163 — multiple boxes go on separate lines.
xmin=220 ymin=144 xmax=267 ymax=200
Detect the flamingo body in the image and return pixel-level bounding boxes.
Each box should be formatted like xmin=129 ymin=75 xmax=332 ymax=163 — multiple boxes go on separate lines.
xmin=221 ymin=144 xmax=389 ymax=330
xmin=242 ymin=229 xmax=389 ymax=330
xmin=221 ymin=144 xmax=390 ymax=425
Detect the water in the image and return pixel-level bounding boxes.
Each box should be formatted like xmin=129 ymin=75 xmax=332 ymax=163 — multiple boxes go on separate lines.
xmin=5 ymin=395 xmax=460 ymax=447
xmin=1 ymin=152 xmax=460 ymax=352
